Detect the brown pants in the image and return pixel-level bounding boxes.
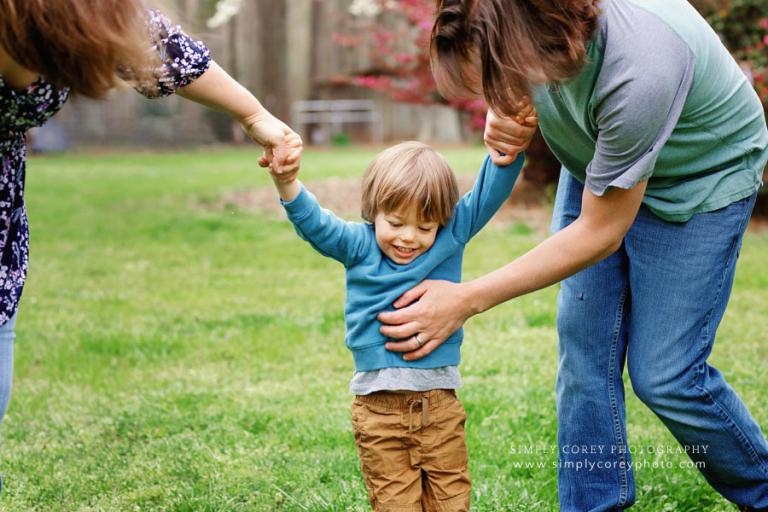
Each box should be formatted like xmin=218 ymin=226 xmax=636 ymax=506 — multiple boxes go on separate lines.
xmin=351 ymin=389 xmax=471 ymax=512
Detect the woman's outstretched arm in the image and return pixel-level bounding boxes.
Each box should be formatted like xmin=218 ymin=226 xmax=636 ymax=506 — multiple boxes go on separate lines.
xmin=176 ymin=61 xmax=301 ymax=175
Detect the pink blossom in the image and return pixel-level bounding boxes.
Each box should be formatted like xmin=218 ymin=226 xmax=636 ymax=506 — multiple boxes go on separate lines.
xmin=338 ymin=0 xmax=491 ymax=132
xmin=394 ymin=53 xmax=414 ymax=64
xmin=760 ymin=18 xmax=768 ymax=30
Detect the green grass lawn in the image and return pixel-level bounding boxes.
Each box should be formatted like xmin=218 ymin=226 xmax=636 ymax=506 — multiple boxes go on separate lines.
xmin=0 ymin=146 xmax=766 ymax=511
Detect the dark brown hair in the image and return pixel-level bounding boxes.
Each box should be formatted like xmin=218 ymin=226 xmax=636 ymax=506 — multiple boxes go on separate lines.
xmin=0 ymin=0 xmax=157 ymax=98
xmin=431 ymin=0 xmax=600 ymax=116
xmin=361 ymin=142 xmax=460 ymax=227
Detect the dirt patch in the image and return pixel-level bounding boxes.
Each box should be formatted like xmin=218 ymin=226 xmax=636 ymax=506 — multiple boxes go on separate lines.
xmin=205 ymin=176 xmax=768 ymax=234
xmin=209 ymin=175 xmax=554 ymax=234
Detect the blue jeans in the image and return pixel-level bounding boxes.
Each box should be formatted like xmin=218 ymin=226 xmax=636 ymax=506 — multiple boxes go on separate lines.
xmin=552 ymin=171 xmax=768 ymax=511
xmin=0 ymin=313 xmax=17 ymax=425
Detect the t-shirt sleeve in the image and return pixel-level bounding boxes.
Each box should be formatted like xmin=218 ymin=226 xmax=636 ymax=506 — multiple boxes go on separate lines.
xmin=586 ymin=25 xmax=695 ymax=195
xmin=137 ymin=10 xmax=212 ymax=98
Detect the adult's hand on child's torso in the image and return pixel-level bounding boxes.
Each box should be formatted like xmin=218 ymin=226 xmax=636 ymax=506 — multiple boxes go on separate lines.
xmin=378 ymin=280 xmax=474 ymax=361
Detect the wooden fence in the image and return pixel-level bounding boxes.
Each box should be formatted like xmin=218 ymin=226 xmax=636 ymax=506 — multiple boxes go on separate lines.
xmin=52 ymin=0 xmax=466 ymax=149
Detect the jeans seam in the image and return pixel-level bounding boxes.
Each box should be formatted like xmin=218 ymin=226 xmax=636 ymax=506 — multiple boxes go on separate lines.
xmin=608 ymin=285 xmax=630 ymax=507
xmin=701 ymin=383 xmax=768 ymax=480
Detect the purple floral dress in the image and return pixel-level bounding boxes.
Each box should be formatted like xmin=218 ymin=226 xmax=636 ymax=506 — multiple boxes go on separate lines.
xmin=0 ymin=11 xmax=211 ymax=326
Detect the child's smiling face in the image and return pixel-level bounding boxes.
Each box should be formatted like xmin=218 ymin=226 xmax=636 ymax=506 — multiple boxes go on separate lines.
xmin=374 ymin=207 xmax=439 ymax=265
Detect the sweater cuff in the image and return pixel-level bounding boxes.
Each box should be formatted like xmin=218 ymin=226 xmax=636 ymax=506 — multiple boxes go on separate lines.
xmin=280 ymin=185 xmax=314 ymax=220
xmin=499 ymin=152 xmax=525 ymax=172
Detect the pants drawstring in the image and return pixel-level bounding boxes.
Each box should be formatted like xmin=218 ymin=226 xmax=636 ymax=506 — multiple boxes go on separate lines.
xmin=408 ymin=396 xmax=430 ymax=434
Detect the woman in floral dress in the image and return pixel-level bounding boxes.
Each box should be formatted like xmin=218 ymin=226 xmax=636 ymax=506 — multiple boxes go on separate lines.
xmin=0 ymin=0 xmax=300 ymax=457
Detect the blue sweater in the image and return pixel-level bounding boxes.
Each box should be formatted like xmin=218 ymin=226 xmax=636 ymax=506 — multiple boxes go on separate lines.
xmin=282 ymin=154 xmax=523 ymax=371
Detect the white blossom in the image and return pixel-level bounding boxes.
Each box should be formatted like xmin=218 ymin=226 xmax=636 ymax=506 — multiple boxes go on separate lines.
xmin=349 ymin=0 xmax=381 ymax=18
xmin=207 ymin=0 xmax=244 ymax=29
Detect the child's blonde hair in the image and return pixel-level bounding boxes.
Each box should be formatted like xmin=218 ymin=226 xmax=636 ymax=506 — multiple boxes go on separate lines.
xmin=361 ymin=142 xmax=460 ymax=226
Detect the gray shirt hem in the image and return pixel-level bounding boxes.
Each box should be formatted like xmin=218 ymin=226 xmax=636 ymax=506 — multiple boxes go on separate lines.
xmin=349 ymin=366 xmax=462 ymax=395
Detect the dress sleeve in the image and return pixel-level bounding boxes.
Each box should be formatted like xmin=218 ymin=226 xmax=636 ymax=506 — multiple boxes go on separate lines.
xmin=282 ymin=186 xmax=372 ymax=268
xmin=586 ymin=23 xmax=695 ymax=195
xmin=139 ymin=10 xmax=212 ymax=98
xmin=451 ymin=154 xmax=523 ymax=244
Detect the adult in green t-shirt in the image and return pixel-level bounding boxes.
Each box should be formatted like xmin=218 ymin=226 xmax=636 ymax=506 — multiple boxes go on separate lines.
xmin=379 ymin=0 xmax=768 ymax=510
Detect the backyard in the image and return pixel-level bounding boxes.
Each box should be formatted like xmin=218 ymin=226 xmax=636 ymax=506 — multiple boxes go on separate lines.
xmin=0 ymin=147 xmax=766 ymax=511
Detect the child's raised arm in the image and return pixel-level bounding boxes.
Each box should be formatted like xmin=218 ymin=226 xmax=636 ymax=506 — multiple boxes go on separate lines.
xmin=451 ymin=153 xmax=525 ymax=244
xmin=452 ymin=106 xmax=536 ymax=243
xmin=280 ymin=188 xmax=371 ymax=267
xmin=263 ymin=141 xmax=371 ymax=268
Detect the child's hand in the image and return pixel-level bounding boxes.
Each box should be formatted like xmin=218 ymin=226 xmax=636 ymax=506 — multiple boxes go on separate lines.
xmin=260 ymin=131 xmax=302 ymax=184
xmin=260 ymin=131 xmax=302 ymax=202
xmin=241 ymin=110 xmax=302 ymax=178
xmin=513 ymin=98 xmax=538 ymax=128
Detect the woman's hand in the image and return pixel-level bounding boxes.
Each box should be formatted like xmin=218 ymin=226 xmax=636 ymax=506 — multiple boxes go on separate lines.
xmin=262 ymin=131 xmax=303 ymax=201
xmin=175 ymin=61 xmax=302 ymax=177
xmin=378 ymin=280 xmax=477 ymax=361
xmin=485 ymin=102 xmax=538 ymax=166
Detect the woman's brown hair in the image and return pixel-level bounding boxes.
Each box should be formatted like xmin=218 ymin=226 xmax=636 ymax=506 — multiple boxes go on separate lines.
xmin=431 ymin=0 xmax=600 ymax=116
xmin=0 ymin=0 xmax=157 ymax=98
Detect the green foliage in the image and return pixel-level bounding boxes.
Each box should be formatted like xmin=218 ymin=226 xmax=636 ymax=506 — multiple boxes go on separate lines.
xmin=0 ymin=148 xmax=765 ymax=510
xmin=331 ymin=131 xmax=351 ymax=146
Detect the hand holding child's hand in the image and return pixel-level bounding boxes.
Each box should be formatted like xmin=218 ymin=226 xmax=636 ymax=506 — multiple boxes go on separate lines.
xmin=259 ymin=130 xmax=303 ymax=202
xmin=241 ymin=111 xmax=303 ymax=178
xmin=485 ymin=97 xmax=538 ymax=166
xmin=260 ymin=131 xmax=302 ymax=184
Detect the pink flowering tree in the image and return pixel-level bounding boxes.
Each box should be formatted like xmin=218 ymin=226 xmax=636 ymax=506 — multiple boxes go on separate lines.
xmin=337 ymin=0 xmax=487 ymax=132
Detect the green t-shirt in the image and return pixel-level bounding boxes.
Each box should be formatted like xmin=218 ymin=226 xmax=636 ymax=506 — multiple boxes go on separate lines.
xmin=533 ymin=0 xmax=767 ymax=221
